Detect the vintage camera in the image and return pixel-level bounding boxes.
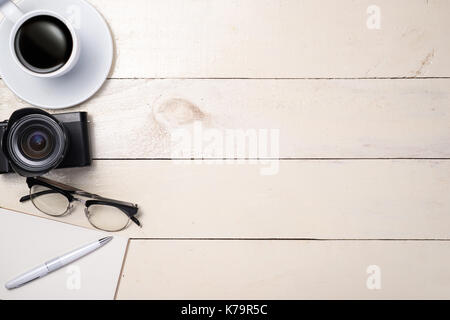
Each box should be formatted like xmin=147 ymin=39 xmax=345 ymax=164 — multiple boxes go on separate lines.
xmin=0 ymin=108 xmax=91 ymax=177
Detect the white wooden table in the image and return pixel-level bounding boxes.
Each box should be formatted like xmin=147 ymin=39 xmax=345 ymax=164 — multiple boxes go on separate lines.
xmin=1 ymin=0 xmax=450 ymax=299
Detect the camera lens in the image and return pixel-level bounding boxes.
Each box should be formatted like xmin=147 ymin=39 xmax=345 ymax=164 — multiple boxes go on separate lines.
xmin=20 ymin=128 xmax=53 ymax=160
xmin=29 ymin=134 xmax=46 ymax=152
xmin=6 ymin=113 xmax=67 ymax=176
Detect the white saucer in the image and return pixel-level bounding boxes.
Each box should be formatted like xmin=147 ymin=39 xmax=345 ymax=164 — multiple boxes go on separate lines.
xmin=0 ymin=0 xmax=113 ymax=109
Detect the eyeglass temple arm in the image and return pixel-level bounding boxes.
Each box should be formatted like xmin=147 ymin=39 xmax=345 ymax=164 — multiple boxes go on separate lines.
xmin=19 ymin=189 xmax=113 ymax=206
xmin=36 ymin=177 xmax=82 ymax=192
xmin=129 ymin=215 xmax=141 ymax=227
xmin=75 ymin=191 xmax=138 ymax=208
xmin=35 ymin=177 xmax=138 ymax=207
xmin=20 ymin=189 xmax=60 ymax=203
xmin=22 ymin=187 xmax=138 ymax=211
xmin=22 ymin=189 xmax=139 ymax=212
xmin=19 ymin=194 xmax=31 ymax=202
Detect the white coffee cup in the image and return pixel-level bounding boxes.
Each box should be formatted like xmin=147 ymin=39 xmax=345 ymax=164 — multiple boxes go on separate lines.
xmin=0 ymin=0 xmax=80 ymax=78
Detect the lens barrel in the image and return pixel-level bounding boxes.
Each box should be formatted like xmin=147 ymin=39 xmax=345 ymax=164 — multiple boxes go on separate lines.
xmin=5 ymin=111 xmax=68 ymax=177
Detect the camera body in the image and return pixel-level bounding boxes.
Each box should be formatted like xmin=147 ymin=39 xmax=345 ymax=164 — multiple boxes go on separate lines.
xmin=0 ymin=108 xmax=91 ymax=177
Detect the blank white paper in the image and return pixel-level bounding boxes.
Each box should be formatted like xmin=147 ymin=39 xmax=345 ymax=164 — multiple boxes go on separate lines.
xmin=0 ymin=208 xmax=128 ymax=300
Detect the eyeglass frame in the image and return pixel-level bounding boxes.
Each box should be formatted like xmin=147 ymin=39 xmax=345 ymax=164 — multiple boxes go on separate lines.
xmin=20 ymin=177 xmax=141 ymax=231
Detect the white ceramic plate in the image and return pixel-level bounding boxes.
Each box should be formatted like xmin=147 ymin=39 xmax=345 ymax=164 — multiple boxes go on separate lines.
xmin=0 ymin=0 xmax=113 ymax=109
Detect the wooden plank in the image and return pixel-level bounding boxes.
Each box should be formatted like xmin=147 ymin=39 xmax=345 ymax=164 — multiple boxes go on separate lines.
xmin=1 ymin=78 xmax=449 ymax=158
xmin=117 ymin=240 xmax=450 ymax=299
xmin=2 ymin=0 xmax=449 ymax=78
xmin=1 ymin=159 xmax=449 ymax=239
xmin=88 ymin=0 xmax=450 ymax=78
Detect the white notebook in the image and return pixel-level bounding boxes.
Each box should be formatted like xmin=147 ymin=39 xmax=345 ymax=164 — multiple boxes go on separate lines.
xmin=0 ymin=207 xmax=129 ymax=300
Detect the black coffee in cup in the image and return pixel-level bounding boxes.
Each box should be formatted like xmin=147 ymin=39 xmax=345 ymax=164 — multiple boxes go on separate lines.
xmin=14 ymin=15 xmax=73 ymax=74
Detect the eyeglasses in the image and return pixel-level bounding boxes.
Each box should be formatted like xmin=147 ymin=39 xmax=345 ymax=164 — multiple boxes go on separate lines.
xmin=20 ymin=177 xmax=141 ymax=232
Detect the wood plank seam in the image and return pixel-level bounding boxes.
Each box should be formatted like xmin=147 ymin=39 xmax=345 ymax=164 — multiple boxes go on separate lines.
xmin=106 ymin=77 xmax=450 ymax=80
xmin=114 ymin=238 xmax=131 ymax=300
xmin=92 ymin=158 xmax=450 ymax=160
xmin=128 ymin=238 xmax=450 ymax=241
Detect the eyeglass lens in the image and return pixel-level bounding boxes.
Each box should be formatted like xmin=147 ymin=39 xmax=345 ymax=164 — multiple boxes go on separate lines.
xmin=30 ymin=184 xmax=70 ymax=216
xmin=86 ymin=205 xmax=130 ymax=232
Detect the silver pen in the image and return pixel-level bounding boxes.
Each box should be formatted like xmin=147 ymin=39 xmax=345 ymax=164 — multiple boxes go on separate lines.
xmin=5 ymin=236 xmax=113 ymax=290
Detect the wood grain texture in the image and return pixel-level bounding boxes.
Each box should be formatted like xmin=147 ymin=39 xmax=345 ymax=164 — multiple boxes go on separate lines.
xmin=88 ymin=0 xmax=450 ymax=78
xmin=1 ymin=159 xmax=449 ymax=239
xmin=1 ymin=0 xmax=448 ymax=79
xmin=0 ymin=0 xmax=449 ymax=300
xmin=1 ymin=79 xmax=449 ymax=158
xmin=117 ymin=240 xmax=450 ymax=299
